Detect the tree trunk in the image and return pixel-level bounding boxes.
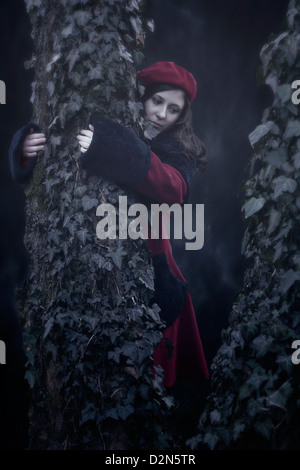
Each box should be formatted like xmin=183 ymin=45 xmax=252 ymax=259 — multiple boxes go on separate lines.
xmin=189 ymin=0 xmax=300 ymax=450
xmin=20 ymin=0 xmax=170 ymax=450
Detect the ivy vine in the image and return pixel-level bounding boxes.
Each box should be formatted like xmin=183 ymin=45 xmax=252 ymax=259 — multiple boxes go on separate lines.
xmin=18 ymin=0 xmax=174 ymax=450
xmin=187 ymin=0 xmax=300 ymax=450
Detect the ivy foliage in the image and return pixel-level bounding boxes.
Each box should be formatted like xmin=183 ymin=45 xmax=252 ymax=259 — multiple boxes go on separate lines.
xmin=188 ymin=0 xmax=300 ymax=450
xmin=20 ymin=0 xmax=173 ymax=450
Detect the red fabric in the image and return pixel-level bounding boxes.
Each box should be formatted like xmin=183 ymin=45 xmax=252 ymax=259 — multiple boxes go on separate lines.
xmin=137 ymin=61 xmax=197 ymax=103
xmin=136 ymin=151 xmax=209 ymax=387
xmin=136 ymin=151 xmax=187 ymax=205
xmin=17 ymin=151 xmax=30 ymax=169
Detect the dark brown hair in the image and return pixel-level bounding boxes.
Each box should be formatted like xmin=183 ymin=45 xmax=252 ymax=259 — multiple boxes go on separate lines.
xmin=141 ymin=83 xmax=207 ymax=171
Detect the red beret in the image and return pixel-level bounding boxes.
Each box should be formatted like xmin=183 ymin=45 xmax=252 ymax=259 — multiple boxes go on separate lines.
xmin=137 ymin=61 xmax=197 ymax=103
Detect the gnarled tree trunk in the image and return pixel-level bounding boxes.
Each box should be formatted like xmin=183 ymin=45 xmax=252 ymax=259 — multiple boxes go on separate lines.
xmin=19 ymin=0 xmax=170 ymax=450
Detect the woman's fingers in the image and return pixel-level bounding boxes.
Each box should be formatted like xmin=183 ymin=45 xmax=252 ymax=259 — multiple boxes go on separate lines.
xmin=23 ymin=132 xmax=46 ymax=159
xmin=77 ymin=127 xmax=94 ymax=153
xmin=78 ymin=129 xmax=93 ymax=138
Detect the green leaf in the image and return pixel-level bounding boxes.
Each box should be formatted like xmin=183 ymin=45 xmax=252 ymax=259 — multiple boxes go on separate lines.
xmin=243 ymin=197 xmax=266 ymax=218
xmin=280 ymin=269 xmax=300 ymax=294
xmin=267 ymin=208 xmax=281 ymax=234
xmin=186 ymin=434 xmax=202 ymax=450
xmin=233 ymin=422 xmax=245 ymax=441
xmin=272 ymin=176 xmax=297 ymax=198
xmin=247 ymin=398 xmax=261 ymax=418
xmin=138 ymin=267 xmax=155 ymax=291
xmin=108 ymin=244 xmax=127 ymax=269
xmin=76 ymin=228 xmax=88 ymax=245
xmin=81 ymin=195 xmax=98 ymax=211
xmin=25 ymin=370 xmax=35 ymax=389
xmin=80 ymin=403 xmax=97 ymax=425
xmin=264 ymin=148 xmax=287 ymax=168
xmin=74 ymin=185 xmax=87 ymax=197
xmin=117 ymin=405 xmax=134 ymax=420
xmin=73 ymin=10 xmax=92 ymax=27
xmin=210 ymin=409 xmax=221 ymax=424
xmin=277 ymin=83 xmax=292 ymax=103
xmin=88 ymin=65 xmax=103 ymax=80
xmin=203 ymin=432 xmax=220 ymax=450
xmin=252 ymin=335 xmax=273 ymax=357
xmin=283 ymin=120 xmax=300 ymax=139
xmin=292 ymin=152 xmax=300 ymax=169
xmin=253 ymin=418 xmax=274 ymax=439
xmin=62 ymin=24 xmax=73 ymax=38
xmin=248 ymin=121 xmax=280 ymax=147
xmin=267 ymin=381 xmax=293 ymax=410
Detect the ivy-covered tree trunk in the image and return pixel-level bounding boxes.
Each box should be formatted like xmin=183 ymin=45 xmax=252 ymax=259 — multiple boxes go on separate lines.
xmin=19 ymin=0 xmax=171 ymax=450
xmin=188 ymin=0 xmax=300 ymax=450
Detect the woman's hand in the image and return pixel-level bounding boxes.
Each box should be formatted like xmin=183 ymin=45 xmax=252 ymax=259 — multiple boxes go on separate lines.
xmin=22 ymin=128 xmax=46 ymax=158
xmin=77 ymin=124 xmax=94 ymax=153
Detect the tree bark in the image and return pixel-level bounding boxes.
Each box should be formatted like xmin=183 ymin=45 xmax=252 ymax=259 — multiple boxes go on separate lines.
xmin=189 ymin=0 xmax=300 ymax=450
xmin=20 ymin=0 xmax=168 ymax=450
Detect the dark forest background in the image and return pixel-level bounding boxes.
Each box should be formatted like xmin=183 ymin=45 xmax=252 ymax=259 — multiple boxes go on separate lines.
xmin=0 ymin=0 xmax=290 ymax=449
xmin=0 ymin=0 xmax=289 ymax=367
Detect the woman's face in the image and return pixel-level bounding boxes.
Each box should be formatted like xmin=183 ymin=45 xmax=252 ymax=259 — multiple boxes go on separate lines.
xmin=144 ymin=89 xmax=185 ymax=133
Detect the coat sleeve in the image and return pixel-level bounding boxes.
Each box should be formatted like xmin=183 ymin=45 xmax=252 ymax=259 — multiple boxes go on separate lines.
xmin=9 ymin=122 xmax=41 ymax=184
xmin=80 ymin=116 xmax=194 ymax=204
xmin=80 ymin=115 xmax=151 ymax=188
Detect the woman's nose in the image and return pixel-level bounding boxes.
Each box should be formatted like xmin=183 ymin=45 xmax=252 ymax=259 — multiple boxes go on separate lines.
xmin=157 ymin=106 xmax=167 ymax=119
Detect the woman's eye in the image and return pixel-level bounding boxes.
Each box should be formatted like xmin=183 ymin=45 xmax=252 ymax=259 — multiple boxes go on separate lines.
xmin=152 ymin=97 xmax=162 ymax=105
xmin=169 ymin=107 xmax=180 ymax=114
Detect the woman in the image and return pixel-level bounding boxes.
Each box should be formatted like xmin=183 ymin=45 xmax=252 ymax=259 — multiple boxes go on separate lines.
xmin=9 ymin=61 xmax=209 ymax=388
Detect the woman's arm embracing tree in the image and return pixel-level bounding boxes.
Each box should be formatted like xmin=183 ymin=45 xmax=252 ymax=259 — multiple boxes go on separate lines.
xmin=16 ymin=0 xmax=175 ymax=450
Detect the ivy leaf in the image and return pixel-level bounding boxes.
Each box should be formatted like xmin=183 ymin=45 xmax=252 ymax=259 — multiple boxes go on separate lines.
xmin=248 ymin=121 xmax=280 ymax=147
xmin=47 ymin=81 xmax=55 ymax=97
xmin=117 ymin=405 xmax=134 ymax=420
xmin=88 ymin=65 xmax=103 ymax=80
xmin=264 ymin=148 xmax=287 ymax=169
xmin=81 ymin=195 xmax=98 ymax=212
xmin=252 ymin=335 xmax=273 ymax=357
xmin=203 ymin=432 xmax=220 ymax=450
xmin=279 ymin=269 xmax=300 ymax=294
xmin=253 ymin=418 xmax=274 ymax=439
xmin=283 ymin=119 xmax=300 ymax=139
xmin=44 ymin=317 xmax=54 ymax=340
xmin=247 ymin=398 xmax=261 ymax=418
xmin=62 ymin=24 xmax=73 ymax=38
xmin=108 ymin=244 xmax=127 ymax=269
xmin=80 ymin=403 xmax=97 ymax=425
xmin=76 ymin=228 xmax=88 ymax=245
xmin=233 ymin=422 xmax=245 ymax=441
xmin=246 ymin=370 xmax=267 ymax=389
xmin=25 ymin=370 xmax=35 ymax=389
xmin=243 ymin=197 xmax=266 ymax=218
xmin=267 ymin=208 xmax=281 ymax=234
xmin=277 ymin=83 xmax=292 ymax=103
xmin=272 ymin=175 xmax=297 ymax=198
xmin=73 ymin=10 xmax=92 ymax=27
xmin=74 ymin=185 xmax=87 ymax=197
xmin=210 ymin=409 xmax=221 ymax=424
xmin=267 ymin=381 xmax=293 ymax=410
xmin=293 ymin=152 xmax=300 ymax=169
xmin=138 ymin=268 xmax=155 ymax=291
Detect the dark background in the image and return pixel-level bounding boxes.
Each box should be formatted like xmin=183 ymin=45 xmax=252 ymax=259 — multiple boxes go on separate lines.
xmin=0 ymin=0 xmax=290 ymax=442
xmin=142 ymin=0 xmax=289 ymax=362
